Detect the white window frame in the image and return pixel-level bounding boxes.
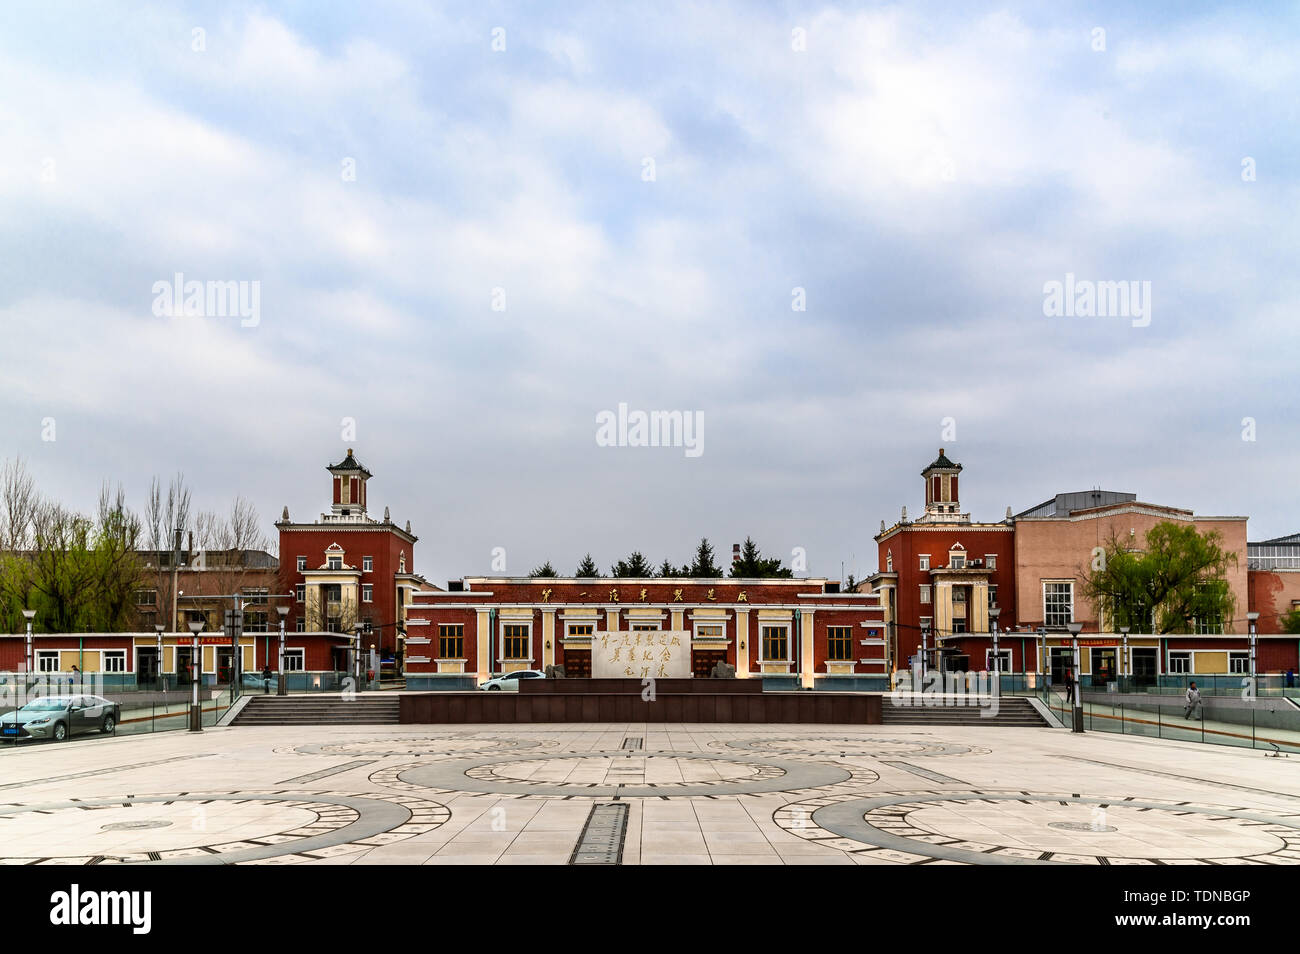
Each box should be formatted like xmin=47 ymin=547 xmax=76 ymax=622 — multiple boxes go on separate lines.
xmin=760 ymin=624 xmax=791 ymax=663
xmin=565 ymin=621 xmax=595 ymax=639
xmin=295 ymin=584 xmax=305 ymax=603
xmin=919 ymin=555 xmax=930 ymax=571
xmin=988 ymin=584 xmax=998 ymax=607
xmin=296 ymin=556 xmax=306 ymax=572
xmin=36 ymin=650 xmax=59 ymax=673
xmin=984 ymin=648 xmax=1011 ymax=672
xmin=102 ymin=650 xmax=127 ymax=673
xmin=1229 ymin=652 xmax=1250 ymax=674
xmin=985 ymin=554 xmax=997 ymax=571
xmin=362 ymin=584 xmax=373 ymax=603
xmin=693 ymin=622 xmax=726 ymax=640
xmin=295 ymin=619 xmax=305 ymax=633
xmin=949 ymin=552 xmax=965 ymax=569
xmin=282 ymin=648 xmax=305 ymax=672
xmin=919 ymin=584 xmax=931 ymax=604
xmin=886 ymin=550 xmax=893 ymax=572
xmin=1168 ymin=651 xmax=1192 ymax=674
xmin=499 ymin=620 xmax=533 ymax=661
xmin=1043 ymin=580 xmax=1074 ymax=627
xmin=363 ymin=556 xmax=373 ymax=573
xmin=327 ymin=556 xmax=343 ymax=570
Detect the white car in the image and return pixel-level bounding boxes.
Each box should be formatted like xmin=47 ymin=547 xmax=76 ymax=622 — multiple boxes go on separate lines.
xmin=480 ymin=670 xmax=547 ymax=691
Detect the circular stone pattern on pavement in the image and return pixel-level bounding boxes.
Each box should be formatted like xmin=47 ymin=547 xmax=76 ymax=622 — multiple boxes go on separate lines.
xmin=722 ymin=737 xmax=989 ymax=758
xmin=0 ymin=791 xmax=450 ymax=865
xmin=773 ymin=791 xmax=1300 ymax=865
xmin=285 ymin=737 xmax=552 ymax=757
xmin=387 ymin=750 xmax=873 ymax=798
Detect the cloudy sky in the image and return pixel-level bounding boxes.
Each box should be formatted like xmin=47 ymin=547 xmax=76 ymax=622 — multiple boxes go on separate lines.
xmin=1 ymin=1 xmax=1296 ymax=585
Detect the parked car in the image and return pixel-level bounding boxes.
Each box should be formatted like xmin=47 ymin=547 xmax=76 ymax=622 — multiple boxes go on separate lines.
xmin=0 ymin=695 xmax=121 ymax=742
xmin=479 ymin=670 xmax=547 ymax=691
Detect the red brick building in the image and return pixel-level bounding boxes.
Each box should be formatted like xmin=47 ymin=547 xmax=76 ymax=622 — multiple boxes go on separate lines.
xmin=866 ymin=450 xmax=1017 ymax=672
xmin=276 ymin=450 xmax=429 ymax=665
xmin=404 ymin=577 xmax=886 ymax=690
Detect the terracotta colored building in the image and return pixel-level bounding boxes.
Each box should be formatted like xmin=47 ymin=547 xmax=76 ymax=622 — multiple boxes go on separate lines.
xmin=276 ymin=450 xmax=430 ymax=664
xmin=866 ymin=449 xmax=1017 ymax=673
xmin=404 ymin=577 xmax=886 ymax=690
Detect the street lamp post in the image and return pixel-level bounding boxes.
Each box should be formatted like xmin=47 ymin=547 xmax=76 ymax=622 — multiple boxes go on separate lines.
xmin=154 ymin=624 xmax=165 ymax=691
xmin=1119 ymin=626 xmax=1130 ymax=693
xmin=919 ymin=619 xmax=931 ymax=689
xmin=989 ymin=607 xmax=1001 ymax=691
xmin=277 ymin=605 xmax=289 ymax=696
xmin=21 ymin=609 xmax=35 ymax=678
xmin=1067 ymin=621 xmax=1084 ymax=733
xmin=188 ymin=619 xmax=204 ymax=731
xmin=353 ymin=623 xmax=364 ymax=690
xmin=1247 ymin=612 xmax=1259 ymax=695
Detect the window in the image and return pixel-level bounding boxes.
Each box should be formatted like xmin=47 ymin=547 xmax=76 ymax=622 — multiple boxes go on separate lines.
xmin=363 ymin=556 xmax=373 ymax=572
xmin=919 ymin=585 xmax=931 ymax=604
xmin=282 ymin=649 xmax=305 ymax=672
xmin=986 ymin=555 xmax=997 ymax=571
xmin=631 ymin=623 xmax=659 ymax=631
xmin=950 ymin=553 xmax=965 ymax=569
xmin=919 ymin=555 xmax=930 ymax=571
xmin=695 ymin=623 xmax=724 ymax=639
xmin=362 ymin=584 xmax=373 ymax=603
xmin=439 ymin=624 xmax=464 ymax=659
xmin=827 ymin=626 xmax=853 ymax=661
xmin=1229 ymin=652 xmax=1250 ymax=674
xmin=102 ymin=650 xmax=126 ymax=673
xmin=36 ymin=651 xmax=59 ymax=673
xmin=1168 ymin=652 xmax=1191 ymax=674
xmin=327 ymin=556 xmax=343 ymax=570
xmin=567 ymin=623 xmax=594 ymax=637
xmin=295 ymin=584 xmax=305 ymax=603
xmin=886 ymin=551 xmax=893 ymax=572
xmin=1044 ymin=581 xmax=1074 ymax=626
xmin=295 ymin=619 xmax=305 ymax=633
xmin=244 ymin=612 xmax=268 ymax=633
xmin=988 ymin=584 xmax=998 ymax=608
xmin=243 ymin=587 xmax=269 ymax=605
xmin=135 ymin=589 xmax=157 ymax=607
xmin=1195 ymin=612 xmax=1223 ymax=635
xmin=761 ymin=625 xmax=789 ymax=661
xmin=952 ymin=587 xmax=966 ymax=603
xmin=503 ymin=623 xmax=529 ymax=659
xmin=986 ymin=649 xmax=1011 ymax=672
xmin=952 ymin=619 xmax=967 ymax=633
xmin=297 ymin=556 xmax=306 ymax=572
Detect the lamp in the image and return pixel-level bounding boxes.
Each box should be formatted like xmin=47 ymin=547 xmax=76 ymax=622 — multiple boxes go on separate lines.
xmin=1066 ymin=621 xmax=1084 ymax=733
xmin=21 ymin=609 xmax=35 ymax=676
xmin=1247 ymin=612 xmax=1259 ymax=692
xmin=988 ymin=606 xmax=1001 ymax=685
xmin=277 ymin=604 xmax=289 ymax=696
xmin=187 ymin=619 xmax=205 ymax=731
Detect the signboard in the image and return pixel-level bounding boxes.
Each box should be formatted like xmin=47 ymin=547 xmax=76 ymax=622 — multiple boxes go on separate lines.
xmin=592 ymin=630 xmax=691 ymax=679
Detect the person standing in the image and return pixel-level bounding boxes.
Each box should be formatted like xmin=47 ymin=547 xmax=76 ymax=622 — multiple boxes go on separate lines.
xmin=1184 ymin=681 xmax=1202 ymax=719
xmin=262 ymin=663 xmax=273 ymax=694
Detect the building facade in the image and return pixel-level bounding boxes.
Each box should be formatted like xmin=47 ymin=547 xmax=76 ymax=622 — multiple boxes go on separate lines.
xmin=404 ymin=577 xmax=886 ymax=689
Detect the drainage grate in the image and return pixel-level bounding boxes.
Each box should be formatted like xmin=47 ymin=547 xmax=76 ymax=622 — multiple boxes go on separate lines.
xmin=621 ymin=737 xmax=643 ymax=750
xmin=569 ymin=802 xmax=629 ymax=865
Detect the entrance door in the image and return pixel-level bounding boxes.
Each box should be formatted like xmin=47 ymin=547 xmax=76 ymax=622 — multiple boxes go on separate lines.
xmin=562 ymin=649 xmax=591 ymax=678
xmin=137 ymin=647 xmax=159 ymax=684
xmin=692 ymin=650 xmax=726 ymax=679
xmin=1050 ymin=648 xmax=1073 ymax=684
xmin=176 ymin=647 xmax=195 ymax=685
xmin=216 ymin=648 xmax=236 ymax=685
xmin=1090 ymin=649 xmax=1116 ymax=688
xmin=1131 ymin=648 xmax=1157 ymax=688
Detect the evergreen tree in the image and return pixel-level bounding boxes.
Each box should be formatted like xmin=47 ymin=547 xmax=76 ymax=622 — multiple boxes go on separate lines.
xmin=729 ymin=536 xmax=793 ymax=578
xmin=611 ymin=551 xmax=654 ymax=577
xmin=575 ymin=554 xmax=599 ymax=578
xmin=528 ymin=561 xmax=558 ymax=578
xmin=688 ymin=537 xmax=722 ymax=577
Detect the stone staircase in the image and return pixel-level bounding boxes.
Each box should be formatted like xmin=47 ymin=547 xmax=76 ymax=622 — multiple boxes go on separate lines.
xmin=232 ymin=694 xmax=400 ymax=726
xmin=881 ymin=695 xmax=1048 ymax=727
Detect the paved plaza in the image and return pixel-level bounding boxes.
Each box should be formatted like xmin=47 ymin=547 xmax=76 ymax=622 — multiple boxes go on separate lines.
xmin=4 ymin=721 xmax=1300 ymax=865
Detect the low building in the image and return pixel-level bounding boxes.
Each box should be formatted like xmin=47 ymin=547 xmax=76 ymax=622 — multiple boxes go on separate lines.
xmin=404 ymin=577 xmax=886 ymax=689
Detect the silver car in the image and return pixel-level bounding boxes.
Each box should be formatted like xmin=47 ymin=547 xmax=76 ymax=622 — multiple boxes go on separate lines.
xmin=0 ymin=695 xmax=120 ymax=742
xmin=479 ymin=670 xmax=547 ymax=691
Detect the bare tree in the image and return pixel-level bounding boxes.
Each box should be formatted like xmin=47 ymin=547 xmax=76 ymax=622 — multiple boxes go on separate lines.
xmin=0 ymin=458 xmax=39 ymax=553
xmin=143 ymin=473 xmax=192 ymax=629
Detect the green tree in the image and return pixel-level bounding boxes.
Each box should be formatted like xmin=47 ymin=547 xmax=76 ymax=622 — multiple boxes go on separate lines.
xmin=528 ymin=560 xmax=558 ymax=578
xmin=729 ymin=537 xmax=792 ymax=578
xmin=575 ymin=554 xmax=599 ymax=578
xmin=1083 ymin=522 xmax=1238 ymax=634
xmin=611 ymin=551 xmax=654 ymax=577
xmin=1281 ymin=606 xmax=1300 ymax=635
xmin=688 ymin=538 xmax=722 ymax=577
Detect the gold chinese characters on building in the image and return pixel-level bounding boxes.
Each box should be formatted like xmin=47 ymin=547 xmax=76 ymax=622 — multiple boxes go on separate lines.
xmin=591 ymin=630 xmax=692 ymax=679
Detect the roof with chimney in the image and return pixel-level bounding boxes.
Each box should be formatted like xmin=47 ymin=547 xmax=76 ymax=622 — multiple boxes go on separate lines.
xmin=922 ymin=449 xmax=961 ymax=473
xmin=327 ymin=448 xmax=372 ymax=478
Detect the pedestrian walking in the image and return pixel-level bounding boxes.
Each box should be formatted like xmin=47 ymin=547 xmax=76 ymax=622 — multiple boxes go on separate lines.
xmin=1064 ymin=668 xmax=1074 ymax=704
xmin=262 ymin=664 xmax=273 ymax=694
xmin=1184 ymin=681 xmax=1202 ymax=719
